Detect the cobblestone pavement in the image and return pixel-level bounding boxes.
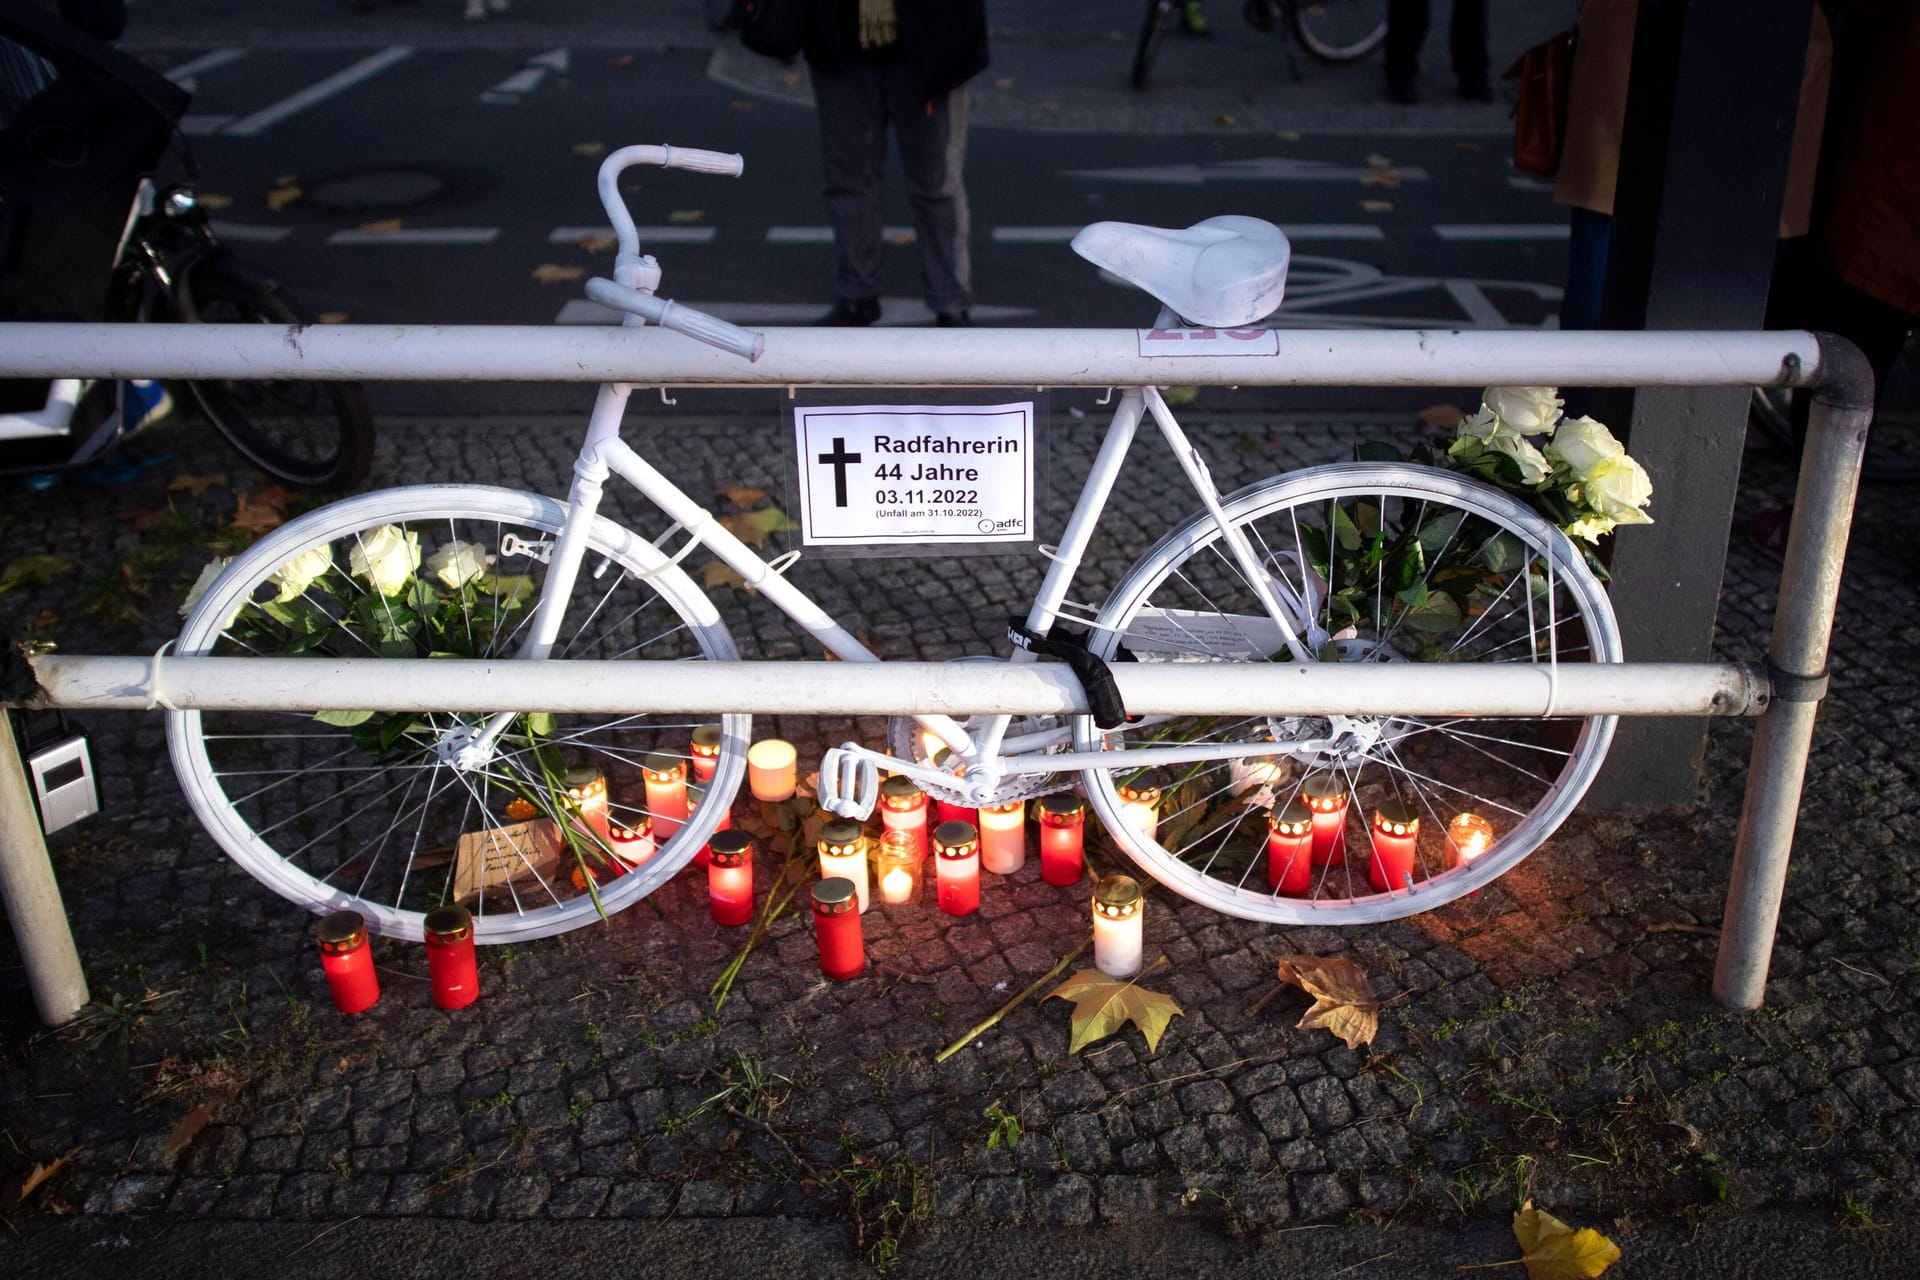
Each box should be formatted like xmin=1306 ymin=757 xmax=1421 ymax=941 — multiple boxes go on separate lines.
xmin=2 ymin=400 xmax=1918 ymax=1276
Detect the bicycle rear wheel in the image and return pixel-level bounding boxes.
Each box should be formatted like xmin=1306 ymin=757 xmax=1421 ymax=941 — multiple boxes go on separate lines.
xmin=167 ymin=484 xmax=748 ymax=942
xmin=1290 ymin=0 xmax=1387 ymax=62
xmin=179 ymin=265 xmax=375 ymax=490
xmin=1076 ymin=463 xmax=1619 ymax=925
xmin=1132 ymin=0 xmax=1179 ymax=89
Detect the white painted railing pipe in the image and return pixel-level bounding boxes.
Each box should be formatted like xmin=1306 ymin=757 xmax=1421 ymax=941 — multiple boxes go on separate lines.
xmin=0 ymin=323 xmax=1823 ymax=389
xmin=25 ymin=655 xmax=1767 ymax=719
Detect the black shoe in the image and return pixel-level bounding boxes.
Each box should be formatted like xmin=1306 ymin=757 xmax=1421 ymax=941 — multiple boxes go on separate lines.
xmin=1458 ymin=76 xmax=1493 ymax=102
xmin=1386 ymin=75 xmax=1418 ymax=105
xmin=814 ymin=297 xmax=880 ymax=327
xmin=935 ymin=309 xmax=971 ymax=327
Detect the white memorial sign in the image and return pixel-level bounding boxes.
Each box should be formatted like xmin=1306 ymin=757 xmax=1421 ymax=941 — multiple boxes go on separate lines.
xmin=794 ymin=401 xmax=1036 ymax=548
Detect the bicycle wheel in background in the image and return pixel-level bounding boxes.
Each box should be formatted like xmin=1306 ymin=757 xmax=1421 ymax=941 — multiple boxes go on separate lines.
xmin=1132 ymin=0 xmax=1179 ymax=89
xmin=1076 ymin=463 xmax=1620 ymax=925
xmin=1290 ymin=0 xmax=1387 ymax=61
xmin=177 ymin=265 xmax=375 ymax=490
xmin=167 ymin=485 xmax=750 ymax=942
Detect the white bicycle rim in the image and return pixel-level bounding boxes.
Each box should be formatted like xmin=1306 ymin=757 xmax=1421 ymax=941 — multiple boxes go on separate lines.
xmin=167 ymin=484 xmax=747 ymax=942
xmin=1076 ymin=462 xmax=1620 ymax=925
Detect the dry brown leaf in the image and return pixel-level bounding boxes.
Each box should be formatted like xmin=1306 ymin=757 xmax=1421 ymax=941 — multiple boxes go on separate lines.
xmin=18 ymin=1147 xmax=83 ymax=1201
xmin=667 ymin=209 xmax=704 ymax=224
xmin=1418 ymin=403 xmax=1467 ymax=429
xmin=168 ymin=472 xmax=228 ymax=496
xmin=572 ymin=140 xmax=606 ymax=156
xmin=165 ymin=1103 xmax=212 ymax=1161
xmin=995 ymin=77 xmax=1015 ymax=89
xmin=719 ymin=512 xmax=770 ymax=549
xmin=715 ymin=484 xmax=768 ymax=508
xmin=1273 ymin=954 xmax=1378 ymax=1049
xmin=1360 ymin=199 xmax=1394 ymax=213
xmin=197 ymin=193 xmax=233 ymax=209
xmin=1214 ymin=112 xmax=1236 ymax=126
xmin=605 ymin=55 xmax=633 ymax=69
xmin=356 ymin=217 xmax=404 ymax=234
xmin=1362 ymin=168 xmax=1403 ymax=188
xmin=232 ymin=487 xmax=291 ymax=535
xmin=699 ymin=561 xmax=754 ymax=594
xmin=576 ymin=232 xmax=618 ymax=253
xmin=1365 ymin=152 xmax=1394 ymax=168
xmin=1512 ymin=1201 xmax=1623 ymax=1279
xmin=778 ymin=71 xmax=803 ymax=87
xmin=1456 ymin=140 xmax=1483 ymax=154
xmin=316 ymin=311 xmax=349 ymax=324
xmin=265 ymin=185 xmax=303 ymax=211
xmin=532 ymin=264 xmax=586 ymax=284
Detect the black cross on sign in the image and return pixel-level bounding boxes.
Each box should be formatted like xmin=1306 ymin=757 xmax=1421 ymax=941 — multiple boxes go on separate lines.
xmin=817 ymin=436 xmax=862 ymax=507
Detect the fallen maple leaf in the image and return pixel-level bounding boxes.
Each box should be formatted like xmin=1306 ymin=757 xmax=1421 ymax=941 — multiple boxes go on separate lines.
xmin=1362 ymin=168 xmax=1403 ymax=188
xmin=1366 ymin=152 xmax=1394 ymax=168
xmin=232 ymin=487 xmax=291 ymax=535
xmin=699 ymin=561 xmax=754 ymax=594
xmin=1272 ymin=954 xmax=1378 ymax=1049
xmin=532 ymin=264 xmax=586 ymax=284
xmin=1360 ymin=199 xmax=1394 ymax=213
xmin=265 ymin=184 xmax=303 ymax=211
xmin=605 ymin=55 xmax=633 ymax=69
xmin=0 ymin=555 xmax=72 ymax=593
xmin=1047 ymin=965 xmax=1184 ymax=1054
xmin=667 ymin=209 xmax=704 ymax=224
xmin=1511 ymin=1201 xmax=1622 ymax=1279
xmin=715 ymin=484 xmax=768 ymax=508
xmin=17 ymin=1147 xmax=83 ymax=1201
xmin=165 ymin=1103 xmax=212 ymax=1161
xmin=1419 ymin=403 xmax=1468 ymax=429
xmin=168 ymin=472 xmax=228 ymax=497
xmin=356 ymin=217 xmax=404 ymax=234
xmin=718 ymin=506 xmax=798 ymax=548
xmin=577 ymin=232 xmax=618 ymax=253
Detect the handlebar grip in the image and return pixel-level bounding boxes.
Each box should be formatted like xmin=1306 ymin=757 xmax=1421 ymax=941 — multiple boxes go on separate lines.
xmin=584 ymin=277 xmax=764 ymax=362
xmin=662 ymin=146 xmax=744 ymax=177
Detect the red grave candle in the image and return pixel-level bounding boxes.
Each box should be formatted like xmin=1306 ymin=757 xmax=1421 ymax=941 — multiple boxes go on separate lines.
xmin=930 ymin=749 xmax=978 ymax=829
xmin=1368 ymin=799 xmax=1420 ymax=892
xmin=932 ymin=819 xmax=981 ymax=916
xmin=564 ymin=764 xmax=611 ymax=845
xmin=1302 ymin=771 xmax=1349 ymax=866
xmin=812 ymin=876 xmax=865 ymax=980
xmin=686 ymin=781 xmax=732 ymax=869
xmin=1038 ymin=793 xmax=1086 ymax=886
xmin=316 ymin=910 xmax=379 ymax=1014
xmin=642 ymin=752 xmax=689 ymax=843
xmin=609 ymin=817 xmax=655 ymax=868
xmin=878 ymin=775 xmax=930 ymax=859
xmin=1266 ymin=798 xmax=1314 ymax=895
xmin=689 ymin=724 xmax=722 ymax=784
xmin=707 ymin=831 xmax=755 ymax=926
xmin=424 ymin=905 xmax=479 ymax=1010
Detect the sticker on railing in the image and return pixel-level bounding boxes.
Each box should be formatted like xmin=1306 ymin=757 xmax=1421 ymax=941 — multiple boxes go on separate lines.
xmin=794 ymin=401 xmax=1036 ymax=548
xmin=1136 ymin=327 xmax=1280 ymax=357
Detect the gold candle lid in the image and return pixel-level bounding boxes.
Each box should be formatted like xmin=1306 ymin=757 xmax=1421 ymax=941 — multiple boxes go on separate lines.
xmin=812 ymin=876 xmax=858 ymax=912
xmin=1268 ymin=798 xmax=1312 ymax=833
xmin=880 ymin=775 xmax=922 ymax=802
xmin=1093 ymin=875 xmax=1143 ymax=916
xmin=1116 ymin=771 xmax=1164 ymax=802
xmin=933 ymin=820 xmax=979 ymax=853
xmin=316 ymin=909 xmax=368 ymax=951
xmin=1373 ymin=799 xmax=1419 ymax=833
xmin=642 ymin=751 xmax=684 ymax=779
xmin=1302 ymin=771 xmax=1348 ymax=805
xmin=564 ymin=764 xmax=605 ymax=792
xmin=819 ymin=820 xmax=864 ymax=852
xmin=1039 ymin=793 xmax=1085 ymax=820
xmin=424 ymin=905 xmax=472 ymax=942
xmin=690 ymin=725 xmax=722 ymax=752
xmin=708 ymin=830 xmax=752 ymax=867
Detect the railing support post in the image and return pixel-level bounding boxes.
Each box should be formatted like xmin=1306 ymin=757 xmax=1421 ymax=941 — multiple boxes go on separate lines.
xmin=0 ymin=712 xmax=89 ymax=1026
xmin=1714 ymin=335 xmax=1874 ymax=1009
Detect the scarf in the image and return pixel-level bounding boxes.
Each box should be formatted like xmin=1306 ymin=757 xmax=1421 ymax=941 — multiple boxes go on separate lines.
xmin=858 ymin=0 xmax=897 ymax=49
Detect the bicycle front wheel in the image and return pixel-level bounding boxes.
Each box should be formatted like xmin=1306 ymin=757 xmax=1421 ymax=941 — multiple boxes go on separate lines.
xmin=1290 ymin=0 xmax=1387 ymax=62
xmin=1076 ymin=463 xmax=1619 ymax=925
xmin=179 ymin=266 xmax=375 ymax=490
xmin=1132 ymin=0 xmax=1179 ymax=89
xmin=167 ymin=485 xmax=749 ymax=942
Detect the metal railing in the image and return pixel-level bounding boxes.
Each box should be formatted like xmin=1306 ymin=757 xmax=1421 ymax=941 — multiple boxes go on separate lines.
xmin=0 ymin=322 xmax=1871 ymax=1024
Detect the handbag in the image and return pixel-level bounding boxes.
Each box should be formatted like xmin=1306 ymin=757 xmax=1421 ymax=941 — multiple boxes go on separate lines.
xmin=731 ymin=0 xmax=808 ymax=61
xmin=1504 ymin=30 xmax=1574 ymax=176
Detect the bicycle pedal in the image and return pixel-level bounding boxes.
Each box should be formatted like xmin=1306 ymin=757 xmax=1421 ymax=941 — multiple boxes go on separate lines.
xmin=817 ymin=745 xmax=879 ymax=819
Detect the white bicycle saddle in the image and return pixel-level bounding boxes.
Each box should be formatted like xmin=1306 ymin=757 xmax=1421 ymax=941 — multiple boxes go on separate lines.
xmin=1070 ymin=215 xmax=1290 ymax=328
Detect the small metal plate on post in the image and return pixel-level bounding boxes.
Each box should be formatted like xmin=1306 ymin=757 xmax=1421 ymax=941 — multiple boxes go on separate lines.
xmin=27 ymin=734 xmax=96 ymax=835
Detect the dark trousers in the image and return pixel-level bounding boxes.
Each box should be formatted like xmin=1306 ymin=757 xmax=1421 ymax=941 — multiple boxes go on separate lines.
xmin=1385 ymin=0 xmax=1489 ymax=89
xmin=811 ymin=56 xmax=970 ymax=315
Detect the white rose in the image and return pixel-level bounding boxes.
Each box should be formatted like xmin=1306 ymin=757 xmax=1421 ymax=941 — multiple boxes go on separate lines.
xmin=1483 ymin=386 xmax=1564 ymax=435
xmin=179 ymin=557 xmax=232 ymax=617
xmin=347 ymin=524 xmax=421 ymax=596
xmin=1564 ymin=514 xmax=1617 ymax=544
xmin=425 ymin=539 xmax=492 ymax=590
xmin=1546 ymin=415 xmax=1625 ymax=478
xmin=270 ymin=544 xmax=333 ymax=602
xmin=1583 ymin=453 xmax=1654 ymax=524
xmin=1487 ymin=434 xmax=1551 ymax=485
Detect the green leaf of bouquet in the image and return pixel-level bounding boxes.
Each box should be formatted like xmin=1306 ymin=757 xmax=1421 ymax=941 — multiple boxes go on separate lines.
xmin=1400 ymin=592 xmax=1462 ymax=633
xmin=1537 ymin=488 xmax=1578 ymax=525
xmin=1477 ymin=532 xmax=1525 ymax=575
xmin=1385 ymin=543 xmax=1423 ymax=593
xmin=1296 ymin=523 xmax=1331 ymax=577
xmin=526 ymin=712 xmax=556 ymax=737
xmin=1416 ymin=508 xmax=1468 ymax=555
xmin=1331 ymin=502 xmax=1363 ymax=552
xmin=377 ymin=712 xmax=420 ymax=750
xmin=314 ymin=708 xmax=376 ymax=727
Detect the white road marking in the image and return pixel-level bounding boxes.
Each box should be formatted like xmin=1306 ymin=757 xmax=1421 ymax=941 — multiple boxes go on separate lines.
xmin=1433 ymin=224 xmax=1569 ymax=240
xmin=488 ymin=67 xmax=547 ymax=95
xmin=767 ymin=226 xmax=916 ymax=244
xmin=1506 ymin=175 xmax=1556 ymax=193
xmin=549 ymin=226 xmax=717 ymax=244
xmin=164 ymin=47 xmax=247 ymax=92
xmin=527 ymin=49 xmax=570 ymax=71
xmin=224 ymin=46 xmax=413 ymax=137
xmin=1064 ymin=158 xmax=1431 ymax=185
xmin=326 ymin=227 xmax=500 ymax=245
xmin=209 ymin=221 xmax=293 ymax=244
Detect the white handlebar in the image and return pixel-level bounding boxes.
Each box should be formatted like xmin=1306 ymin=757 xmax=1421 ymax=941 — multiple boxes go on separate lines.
xmin=585 ymin=277 xmax=764 ymax=362
xmin=595 ymin=144 xmax=744 ymax=260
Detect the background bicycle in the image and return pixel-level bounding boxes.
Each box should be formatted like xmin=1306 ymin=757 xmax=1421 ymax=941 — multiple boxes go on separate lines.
xmin=1133 ymin=0 xmax=1388 ymax=90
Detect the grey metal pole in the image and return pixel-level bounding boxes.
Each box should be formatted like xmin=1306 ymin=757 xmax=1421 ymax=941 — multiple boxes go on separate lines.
xmin=1714 ymin=335 xmax=1875 ymax=1009
xmin=0 ymin=713 xmax=89 ymax=1026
